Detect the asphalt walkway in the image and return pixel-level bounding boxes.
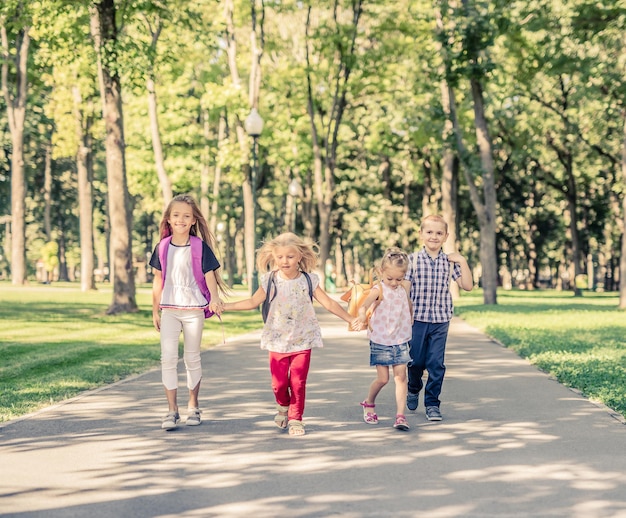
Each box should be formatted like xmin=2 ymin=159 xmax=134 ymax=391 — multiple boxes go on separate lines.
xmin=1 ymin=306 xmax=626 ymax=518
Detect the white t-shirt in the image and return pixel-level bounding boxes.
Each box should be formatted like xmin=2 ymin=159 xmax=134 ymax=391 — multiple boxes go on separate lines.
xmin=160 ymin=245 xmax=208 ymax=310
xmin=260 ymin=271 xmax=322 ymax=353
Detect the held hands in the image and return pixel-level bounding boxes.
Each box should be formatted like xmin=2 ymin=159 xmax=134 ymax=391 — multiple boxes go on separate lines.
xmin=209 ymin=298 xmax=225 ymax=316
xmin=350 ymin=316 xmax=366 ymax=331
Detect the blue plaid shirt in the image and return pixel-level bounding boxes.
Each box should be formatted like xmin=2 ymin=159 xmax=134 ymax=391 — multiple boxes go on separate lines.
xmin=406 ymin=247 xmax=462 ymax=323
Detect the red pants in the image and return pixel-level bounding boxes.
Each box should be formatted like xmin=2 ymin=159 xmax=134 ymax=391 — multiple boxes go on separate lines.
xmin=269 ymin=349 xmax=312 ymax=421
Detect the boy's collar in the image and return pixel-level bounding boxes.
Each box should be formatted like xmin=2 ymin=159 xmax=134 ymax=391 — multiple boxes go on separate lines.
xmin=421 ymin=246 xmax=443 ymax=260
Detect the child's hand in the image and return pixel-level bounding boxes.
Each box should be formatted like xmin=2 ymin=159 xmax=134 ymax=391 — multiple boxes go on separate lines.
xmin=209 ymin=298 xmax=224 ymax=316
xmin=447 ymin=252 xmax=465 ymax=264
xmin=153 ymin=313 xmax=161 ymax=332
xmin=350 ymin=317 xmax=365 ymax=331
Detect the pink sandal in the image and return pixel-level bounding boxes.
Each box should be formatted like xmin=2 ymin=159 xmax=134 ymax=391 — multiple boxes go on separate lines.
xmin=393 ymin=414 xmax=410 ymax=431
xmin=360 ymin=400 xmax=378 ymax=425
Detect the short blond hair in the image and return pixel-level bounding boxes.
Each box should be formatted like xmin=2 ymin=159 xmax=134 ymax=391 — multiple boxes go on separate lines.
xmin=420 ymin=214 xmax=448 ymax=233
xmin=256 ymin=232 xmax=319 ymax=273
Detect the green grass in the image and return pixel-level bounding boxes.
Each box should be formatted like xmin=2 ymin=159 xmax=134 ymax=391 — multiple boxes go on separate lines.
xmin=0 ymin=282 xmax=262 ymax=422
xmin=455 ymin=289 xmax=626 ymax=419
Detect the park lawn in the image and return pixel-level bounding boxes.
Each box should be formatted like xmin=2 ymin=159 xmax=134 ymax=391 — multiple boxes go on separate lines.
xmin=455 ymin=289 xmax=626 ymax=420
xmin=0 ymin=282 xmax=262 ymax=422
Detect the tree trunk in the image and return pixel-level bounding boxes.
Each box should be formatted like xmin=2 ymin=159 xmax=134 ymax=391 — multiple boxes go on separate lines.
xmin=57 ymin=223 xmax=69 ymax=281
xmin=144 ymin=18 xmax=171 ymax=208
xmin=305 ymin=2 xmax=362 ymax=270
xmin=223 ymin=0 xmax=264 ymax=294
xmin=469 ymin=78 xmax=498 ymax=304
xmin=90 ymin=0 xmax=137 ymax=314
xmin=619 ymin=112 xmax=626 ymax=309
xmin=147 ymin=76 xmax=172 ymax=207
xmin=208 ymin=111 xmax=227 ymax=234
xmin=43 ymin=142 xmax=52 ymax=239
xmin=440 ymin=85 xmax=459 ymax=299
xmin=73 ymin=86 xmax=96 ymax=291
xmin=421 ymin=155 xmax=433 ymax=218
xmin=1 ymin=21 xmax=30 ymax=285
xmin=547 ymin=134 xmax=583 ymax=297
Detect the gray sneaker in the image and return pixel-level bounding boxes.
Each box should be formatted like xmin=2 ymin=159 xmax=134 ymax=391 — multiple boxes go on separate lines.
xmin=406 ymin=392 xmax=419 ymax=411
xmin=426 ymin=406 xmax=442 ymax=421
xmin=186 ymin=408 xmax=202 ymax=426
xmin=161 ymin=411 xmax=180 ymax=430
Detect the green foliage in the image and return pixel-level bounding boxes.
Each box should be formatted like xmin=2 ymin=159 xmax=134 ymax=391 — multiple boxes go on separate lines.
xmin=456 ymin=290 xmax=626 ymax=419
xmin=1 ymin=0 xmax=625 ymax=301
xmin=39 ymin=241 xmax=59 ymax=272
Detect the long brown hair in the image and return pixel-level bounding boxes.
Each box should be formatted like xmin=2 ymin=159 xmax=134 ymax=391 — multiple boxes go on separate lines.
xmin=158 ymin=194 xmax=228 ymax=294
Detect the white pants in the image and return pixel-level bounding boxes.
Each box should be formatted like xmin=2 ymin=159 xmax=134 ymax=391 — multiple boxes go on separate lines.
xmin=160 ymin=309 xmax=204 ymax=391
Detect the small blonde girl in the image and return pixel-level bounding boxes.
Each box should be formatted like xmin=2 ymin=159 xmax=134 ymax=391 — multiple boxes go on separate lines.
xmin=356 ymin=247 xmax=413 ymax=431
xmin=150 ymin=194 xmax=227 ymax=431
xmin=224 ymin=232 xmax=360 ymax=436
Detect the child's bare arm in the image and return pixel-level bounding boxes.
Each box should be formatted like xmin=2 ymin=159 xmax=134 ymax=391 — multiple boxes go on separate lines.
xmin=223 ymin=287 xmax=266 ymax=311
xmin=447 ymin=253 xmax=473 ymax=291
xmin=204 ymin=270 xmax=224 ymax=315
xmin=355 ymin=288 xmax=380 ymax=325
xmin=313 ymin=286 xmax=361 ymax=329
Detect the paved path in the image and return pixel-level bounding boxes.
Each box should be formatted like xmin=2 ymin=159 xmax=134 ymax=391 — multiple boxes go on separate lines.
xmin=1 ymin=309 xmax=626 ymax=518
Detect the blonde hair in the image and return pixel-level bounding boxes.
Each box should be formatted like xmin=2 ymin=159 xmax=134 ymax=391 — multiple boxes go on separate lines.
xmin=420 ymin=214 xmax=448 ymax=233
xmin=256 ymin=232 xmax=319 ymax=273
xmin=378 ymin=246 xmax=409 ymax=275
xmin=158 ymin=193 xmax=228 ymax=295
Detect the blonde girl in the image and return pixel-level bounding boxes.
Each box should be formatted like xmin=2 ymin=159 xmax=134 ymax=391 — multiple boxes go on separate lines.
xmin=356 ymin=247 xmax=413 ymax=431
xmin=223 ymin=232 xmax=360 ymax=436
xmin=150 ymin=194 xmax=227 ymax=431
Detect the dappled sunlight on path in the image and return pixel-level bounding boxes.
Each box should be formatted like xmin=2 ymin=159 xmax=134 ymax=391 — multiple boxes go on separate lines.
xmin=1 ymin=315 xmax=626 ymax=517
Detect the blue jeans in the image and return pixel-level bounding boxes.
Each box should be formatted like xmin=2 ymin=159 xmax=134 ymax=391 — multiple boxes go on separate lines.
xmin=407 ymin=321 xmax=450 ymax=408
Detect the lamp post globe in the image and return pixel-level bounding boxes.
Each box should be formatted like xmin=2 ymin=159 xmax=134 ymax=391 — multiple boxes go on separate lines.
xmin=245 ymin=108 xmax=264 ymax=294
xmin=245 ymin=108 xmax=264 ymax=137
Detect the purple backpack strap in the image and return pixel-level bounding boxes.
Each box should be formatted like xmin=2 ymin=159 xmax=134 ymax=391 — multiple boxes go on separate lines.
xmin=158 ymin=236 xmax=173 ymax=288
xmin=190 ymin=236 xmax=214 ymax=318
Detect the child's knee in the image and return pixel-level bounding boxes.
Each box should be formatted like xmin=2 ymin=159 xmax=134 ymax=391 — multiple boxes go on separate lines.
xmin=376 ymin=375 xmax=389 ymax=386
xmin=394 ymin=373 xmax=407 ymax=384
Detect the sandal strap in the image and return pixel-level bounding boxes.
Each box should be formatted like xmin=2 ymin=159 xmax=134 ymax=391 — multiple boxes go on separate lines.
xmin=360 ymin=400 xmax=375 ymax=408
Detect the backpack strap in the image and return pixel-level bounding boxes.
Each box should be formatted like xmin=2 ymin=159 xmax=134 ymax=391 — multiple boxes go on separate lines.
xmin=190 ymin=236 xmax=214 ymax=318
xmin=158 ymin=236 xmax=173 ymax=288
xmin=261 ymin=271 xmax=313 ymax=323
xmin=302 ymin=271 xmax=313 ymax=300
xmin=261 ymin=270 xmax=277 ymax=322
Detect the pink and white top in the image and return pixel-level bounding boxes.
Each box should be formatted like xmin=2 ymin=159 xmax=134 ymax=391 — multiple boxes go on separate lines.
xmin=368 ymin=282 xmax=412 ymax=346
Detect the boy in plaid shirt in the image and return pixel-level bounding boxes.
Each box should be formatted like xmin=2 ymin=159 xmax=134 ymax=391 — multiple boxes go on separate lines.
xmin=405 ymin=215 xmax=473 ymax=421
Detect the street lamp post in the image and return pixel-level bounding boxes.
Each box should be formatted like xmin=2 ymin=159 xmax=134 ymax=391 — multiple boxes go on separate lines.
xmin=244 ymin=108 xmax=264 ymax=294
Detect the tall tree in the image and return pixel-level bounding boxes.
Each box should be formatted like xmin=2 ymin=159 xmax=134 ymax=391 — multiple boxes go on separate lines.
xmin=73 ymin=85 xmax=96 ymax=291
xmin=305 ymin=0 xmax=363 ymax=267
xmin=90 ymin=0 xmax=137 ymax=313
xmin=223 ymin=0 xmax=265 ymax=294
xmin=437 ymin=0 xmax=498 ymax=304
xmin=142 ymin=11 xmax=172 ymax=207
xmin=0 ymin=4 xmax=30 ymax=285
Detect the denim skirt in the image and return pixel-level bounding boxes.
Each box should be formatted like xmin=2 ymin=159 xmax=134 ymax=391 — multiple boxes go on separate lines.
xmin=369 ymin=341 xmax=411 ymax=366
